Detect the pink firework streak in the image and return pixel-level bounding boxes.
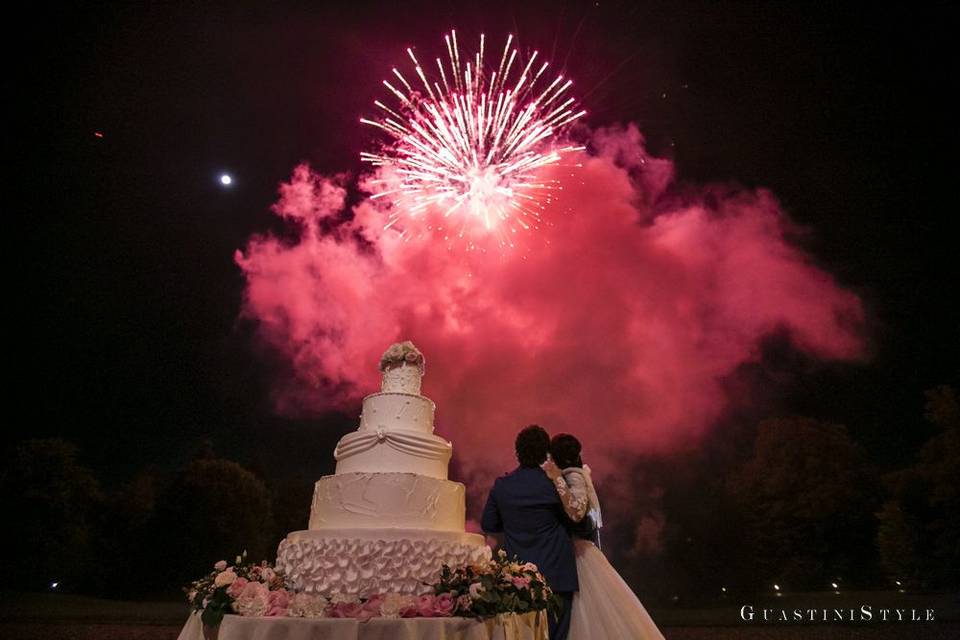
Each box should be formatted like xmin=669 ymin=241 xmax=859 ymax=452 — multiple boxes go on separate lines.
xmin=360 ymin=31 xmax=586 ymax=249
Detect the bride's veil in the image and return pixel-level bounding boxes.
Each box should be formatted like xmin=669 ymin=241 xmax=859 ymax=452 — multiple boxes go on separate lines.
xmin=581 ymin=465 xmax=603 ymax=529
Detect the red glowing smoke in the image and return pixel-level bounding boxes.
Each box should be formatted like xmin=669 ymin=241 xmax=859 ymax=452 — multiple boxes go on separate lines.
xmin=235 ymin=124 xmax=864 ymax=486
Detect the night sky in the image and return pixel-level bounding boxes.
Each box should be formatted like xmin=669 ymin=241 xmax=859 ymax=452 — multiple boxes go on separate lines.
xmin=14 ymin=1 xmax=957 ymax=486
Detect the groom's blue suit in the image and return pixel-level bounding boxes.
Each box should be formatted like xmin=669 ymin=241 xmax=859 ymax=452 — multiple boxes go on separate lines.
xmin=481 ymin=466 xmax=578 ymax=640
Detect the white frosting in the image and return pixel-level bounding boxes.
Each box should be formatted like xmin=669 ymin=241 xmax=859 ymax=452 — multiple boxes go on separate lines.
xmin=381 ymin=362 xmax=422 ymax=394
xmin=277 ymin=530 xmax=490 ymax=596
xmin=308 ymin=473 xmax=466 ymax=531
xmin=334 ymin=429 xmax=451 ymax=479
xmin=360 ymin=393 xmax=435 ymax=434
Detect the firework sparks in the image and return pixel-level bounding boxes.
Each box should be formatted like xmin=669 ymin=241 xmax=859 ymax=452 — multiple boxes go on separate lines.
xmin=361 ymin=31 xmax=586 ymax=249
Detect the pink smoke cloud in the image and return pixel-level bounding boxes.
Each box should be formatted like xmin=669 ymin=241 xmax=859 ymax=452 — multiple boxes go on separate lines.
xmin=235 ymin=124 xmax=865 ymax=488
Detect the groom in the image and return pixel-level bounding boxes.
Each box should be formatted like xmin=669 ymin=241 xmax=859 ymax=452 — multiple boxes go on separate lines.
xmin=481 ymin=425 xmax=578 ymax=640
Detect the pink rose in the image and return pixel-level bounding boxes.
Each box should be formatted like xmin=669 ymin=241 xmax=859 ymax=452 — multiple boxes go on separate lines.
xmin=214 ymin=560 xmax=228 ymax=572
xmin=227 ymin=576 xmax=249 ymax=599
xmin=511 ymin=575 xmax=531 ymax=590
xmin=356 ymin=595 xmax=384 ymax=621
xmin=265 ymin=589 xmax=290 ymax=617
xmin=261 ymin=568 xmax=276 ymax=583
xmin=432 ymin=593 xmax=456 ymax=617
xmin=329 ymin=601 xmax=364 ymax=618
xmin=240 ymin=581 xmax=269 ymax=598
xmin=415 ymin=594 xmax=436 ymax=617
xmin=362 ymin=595 xmax=384 ymax=611
xmin=399 ymin=603 xmax=420 ymax=618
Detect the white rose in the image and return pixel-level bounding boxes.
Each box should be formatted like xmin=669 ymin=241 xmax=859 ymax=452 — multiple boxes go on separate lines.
xmin=288 ymin=593 xmax=328 ymax=618
xmin=330 ymin=593 xmax=360 ymax=605
xmin=214 ymin=569 xmax=238 ymax=587
xmin=379 ymin=593 xmax=414 ymax=618
xmin=214 ymin=560 xmax=228 ymax=571
xmin=386 ymin=344 xmax=404 ymax=360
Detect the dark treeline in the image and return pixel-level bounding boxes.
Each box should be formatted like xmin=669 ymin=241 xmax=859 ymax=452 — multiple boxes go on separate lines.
xmin=2 ymin=386 xmax=956 ymax=603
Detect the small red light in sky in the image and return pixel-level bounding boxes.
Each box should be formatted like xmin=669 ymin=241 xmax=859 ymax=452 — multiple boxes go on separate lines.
xmin=94 ymin=131 xmax=104 ymax=138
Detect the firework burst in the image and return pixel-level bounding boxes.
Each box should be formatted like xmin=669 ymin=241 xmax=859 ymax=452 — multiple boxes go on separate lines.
xmin=361 ymin=31 xmax=586 ymax=249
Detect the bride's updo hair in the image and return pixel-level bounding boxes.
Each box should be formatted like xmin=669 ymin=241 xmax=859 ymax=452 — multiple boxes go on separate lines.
xmin=550 ymin=433 xmax=583 ymax=469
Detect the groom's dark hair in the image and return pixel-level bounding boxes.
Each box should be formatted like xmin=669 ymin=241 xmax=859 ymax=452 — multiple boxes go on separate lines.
xmin=515 ymin=425 xmax=550 ymax=467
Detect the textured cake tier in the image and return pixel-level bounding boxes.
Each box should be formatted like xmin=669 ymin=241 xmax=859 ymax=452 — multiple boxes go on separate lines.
xmin=381 ymin=362 xmax=422 ymax=395
xmin=308 ymin=473 xmax=466 ymax=531
xmin=276 ymin=529 xmax=490 ymax=596
xmin=360 ymin=392 xmax=435 ymax=434
xmin=334 ymin=428 xmax=451 ymax=479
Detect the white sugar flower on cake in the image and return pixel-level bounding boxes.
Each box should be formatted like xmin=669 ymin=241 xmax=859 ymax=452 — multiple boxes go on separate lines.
xmin=379 ymin=340 xmax=425 ymax=372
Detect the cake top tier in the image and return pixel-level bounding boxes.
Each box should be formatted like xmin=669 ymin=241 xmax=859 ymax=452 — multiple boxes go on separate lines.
xmin=379 ymin=341 xmax=425 ymax=395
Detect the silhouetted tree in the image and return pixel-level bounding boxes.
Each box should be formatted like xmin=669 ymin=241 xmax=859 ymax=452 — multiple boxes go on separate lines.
xmin=95 ymin=471 xmax=161 ymax=596
xmin=1 ymin=439 xmax=102 ymax=591
xmin=728 ymin=417 xmax=880 ymax=590
xmin=877 ymin=385 xmax=960 ymax=589
xmin=270 ymin=477 xmax=313 ymax=543
xmin=154 ymin=458 xmax=273 ymax=589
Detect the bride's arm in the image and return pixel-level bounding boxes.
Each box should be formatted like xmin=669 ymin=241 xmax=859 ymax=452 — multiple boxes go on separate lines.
xmin=542 ymin=461 xmax=588 ymax=522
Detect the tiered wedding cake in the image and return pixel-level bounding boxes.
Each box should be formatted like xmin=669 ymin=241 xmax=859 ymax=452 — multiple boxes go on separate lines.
xmin=276 ymin=342 xmax=490 ymax=596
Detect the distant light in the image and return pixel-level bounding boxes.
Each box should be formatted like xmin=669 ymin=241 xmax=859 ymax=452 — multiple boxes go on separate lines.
xmin=93 ymin=131 xmax=103 ymax=138
xmin=50 ymin=581 xmax=59 ymax=589
xmin=773 ymin=584 xmax=780 ymax=591
xmin=220 ymin=174 xmax=233 ymax=186
xmin=721 ymin=587 xmax=727 ymax=593
xmin=895 ymin=580 xmax=902 ymax=586
xmin=831 ymin=582 xmax=839 ymax=589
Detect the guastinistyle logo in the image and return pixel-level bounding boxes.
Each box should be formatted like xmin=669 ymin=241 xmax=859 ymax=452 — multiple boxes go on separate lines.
xmin=739 ymin=605 xmax=937 ymax=624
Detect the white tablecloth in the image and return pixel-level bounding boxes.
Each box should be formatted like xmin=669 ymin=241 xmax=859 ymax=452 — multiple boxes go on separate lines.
xmin=178 ymin=611 xmax=548 ymax=640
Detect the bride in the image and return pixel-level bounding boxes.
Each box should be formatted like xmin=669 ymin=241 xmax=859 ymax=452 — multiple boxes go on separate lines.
xmin=542 ymin=434 xmax=665 ymax=640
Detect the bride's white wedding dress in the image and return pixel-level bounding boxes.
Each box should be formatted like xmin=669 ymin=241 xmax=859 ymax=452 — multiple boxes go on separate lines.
xmin=556 ymin=466 xmax=665 ymax=640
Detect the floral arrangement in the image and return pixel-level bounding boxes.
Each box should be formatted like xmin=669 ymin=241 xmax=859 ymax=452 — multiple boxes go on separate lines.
xmin=379 ymin=341 xmax=424 ymax=373
xmin=433 ymin=549 xmax=561 ymax=618
xmin=184 ymin=551 xmax=293 ymax=626
xmin=184 ymin=549 xmax=558 ymax=624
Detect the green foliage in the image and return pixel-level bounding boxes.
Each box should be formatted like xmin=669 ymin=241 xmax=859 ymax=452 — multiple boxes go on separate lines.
xmin=876 ymin=385 xmax=959 ymax=589
xmin=200 ymin=587 xmax=231 ymax=627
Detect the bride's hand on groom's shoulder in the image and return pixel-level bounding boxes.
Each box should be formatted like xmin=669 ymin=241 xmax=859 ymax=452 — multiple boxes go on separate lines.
xmin=541 ymin=457 xmax=562 ymax=481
